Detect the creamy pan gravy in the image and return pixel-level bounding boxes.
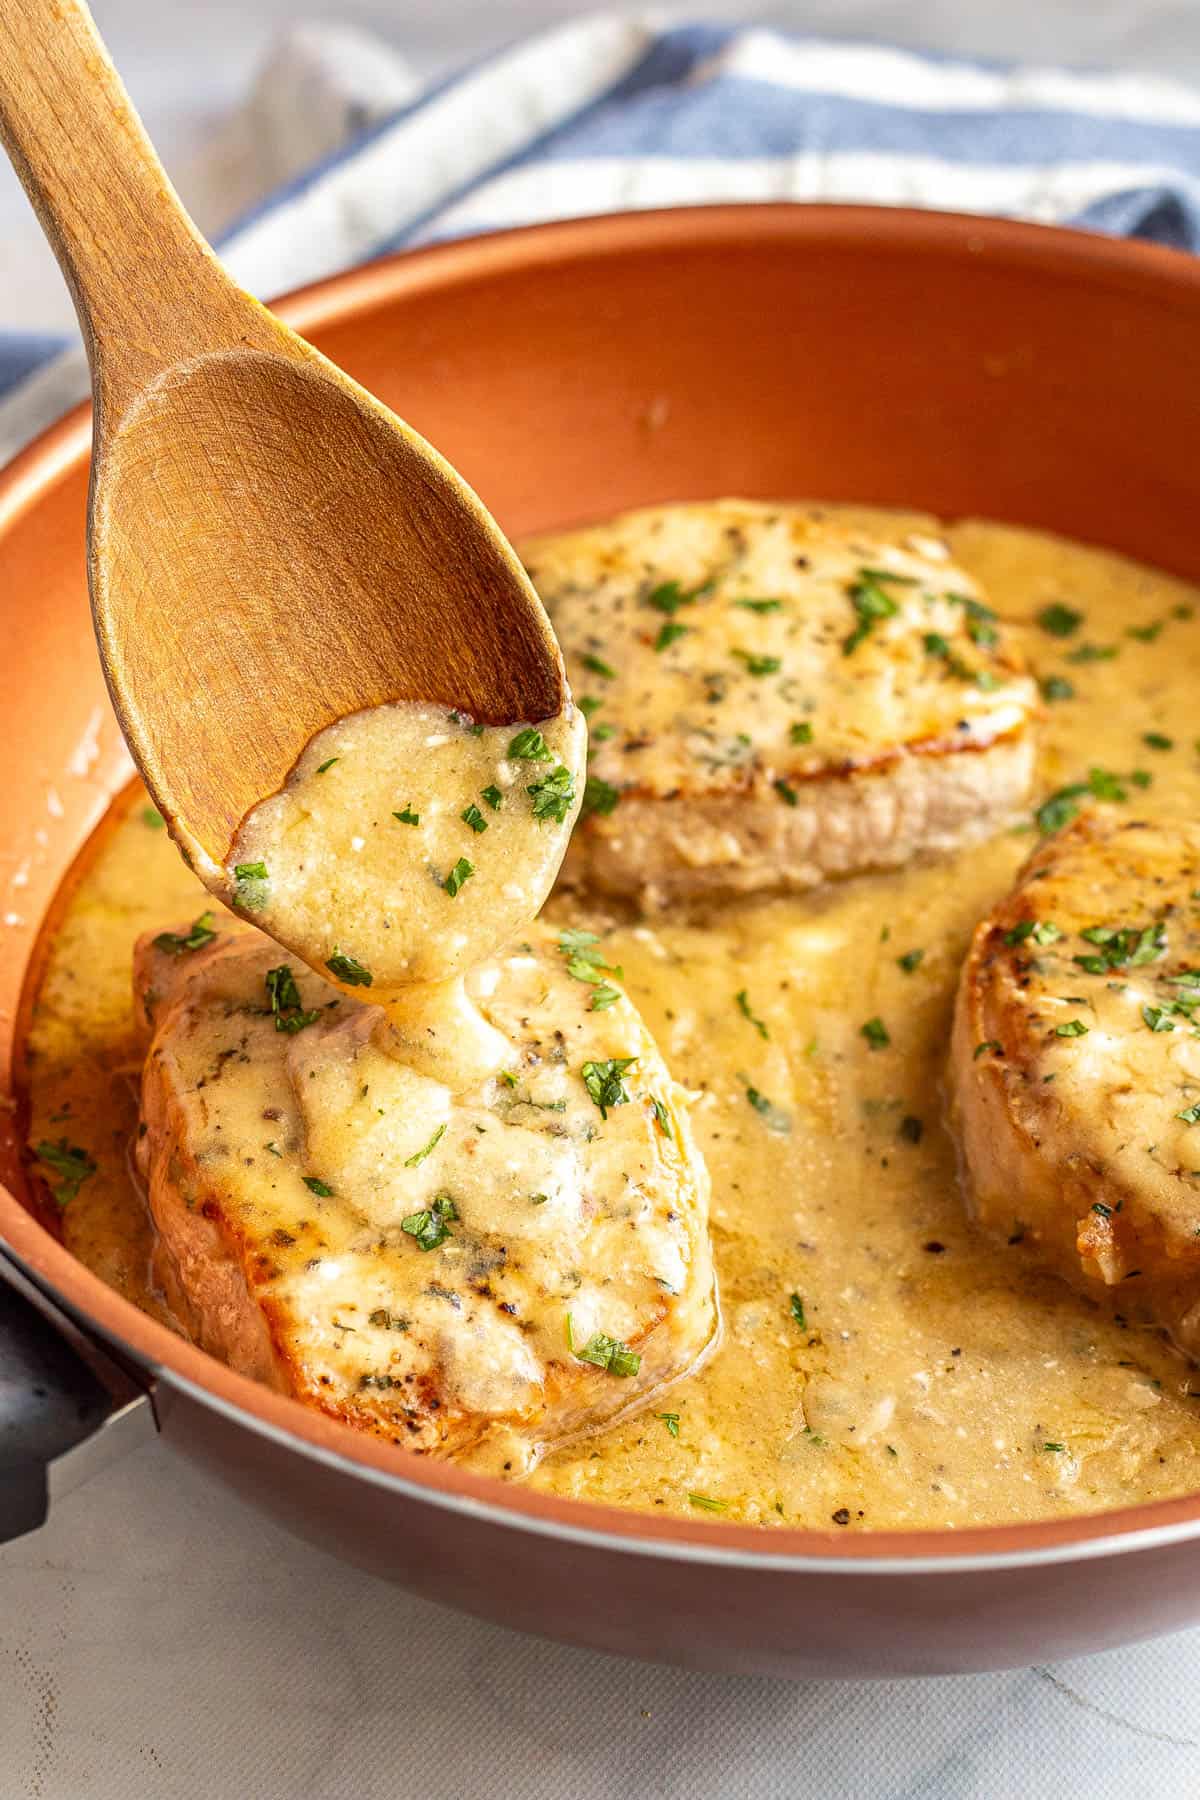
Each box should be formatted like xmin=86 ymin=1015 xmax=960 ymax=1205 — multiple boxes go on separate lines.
xmin=227 ymin=700 xmax=585 ymax=991
xmin=24 ymin=506 xmax=1200 ymax=1530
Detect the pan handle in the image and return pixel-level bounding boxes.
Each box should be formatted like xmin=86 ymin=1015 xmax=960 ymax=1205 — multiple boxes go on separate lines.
xmin=0 ymin=1252 xmax=156 ymax=1544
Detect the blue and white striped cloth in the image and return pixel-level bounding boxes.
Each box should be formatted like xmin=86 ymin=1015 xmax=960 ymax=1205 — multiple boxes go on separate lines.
xmin=6 ymin=11 xmax=1200 ymax=465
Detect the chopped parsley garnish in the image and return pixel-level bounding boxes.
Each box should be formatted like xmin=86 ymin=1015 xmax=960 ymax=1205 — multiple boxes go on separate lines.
xmin=404 ymin=1123 xmax=446 ymax=1168
xmin=1128 ymin=621 xmax=1163 ymax=642
xmin=1035 ymin=785 xmax=1087 ymax=834
xmin=789 ymin=1293 xmax=806 ymax=1330
xmin=1036 ymin=603 xmax=1083 ymax=637
xmin=1040 ymin=674 xmax=1075 ymax=703
xmin=481 ymin=785 xmax=503 ymax=811
xmin=443 ymin=857 xmax=475 ymax=896
xmin=646 ymin=577 xmax=711 ymax=616
xmin=732 ymin=650 xmax=782 ymax=677
xmin=897 ymin=948 xmax=924 ymax=973
xmin=736 ymin=989 xmax=769 ymax=1039
xmin=303 ymin=1176 xmax=334 ymax=1197
xmin=579 ymin=695 xmax=603 ymax=719
xmin=923 ymin=631 xmax=952 ymax=658
xmin=950 ymin=593 xmax=1000 ymax=646
xmin=234 ymin=860 xmax=268 ymax=882
xmin=1178 ymin=1104 xmax=1200 ymax=1126
xmin=974 ymin=1039 xmax=1002 ymax=1059
xmin=861 ymin=1016 xmax=891 ymax=1050
xmin=1074 ymin=921 xmax=1166 ymax=972
xmin=844 ymin=571 xmax=902 ymax=655
xmin=507 ymin=727 xmax=551 ymax=761
xmin=650 ymin=1095 xmax=672 ymax=1136
xmin=773 ymin=778 xmax=798 ymax=807
xmin=575 ymin=1332 xmax=641 ymax=1377
xmin=393 ymin=805 xmax=420 ymax=825
xmin=558 ymin=927 xmax=623 ymax=989
xmin=581 ymin=1057 xmax=636 ymax=1118
xmin=264 ymin=964 xmax=321 ymax=1034
xmin=1056 ymin=1020 xmax=1089 ymax=1038
xmin=33 ymin=1138 xmax=96 ymax=1206
xmin=742 ymin=1079 xmax=791 ymax=1133
xmin=1088 ymin=767 xmax=1127 ymax=802
xmin=1004 ymin=919 xmax=1062 ymax=948
xmin=734 ymin=597 xmax=783 ymax=613
xmin=527 ymin=764 xmax=577 ymax=822
xmin=654 ymin=621 xmax=690 ymax=652
xmin=461 ymin=803 xmax=488 ymax=834
xmin=1066 ymin=642 xmax=1118 ymax=664
xmin=589 ymin=984 xmax=621 ymax=1011
xmin=326 ymin=948 xmax=373 ymax=986
xmin=687 ymin=1493 xmax=727 ymax=1513
xmin=141 ymin=806 xmax=165 ymax=830
xmin=401 ymin=1192 xmax=457 ymax=1251
xmin=581 ymin=775 xmax=620 ymax=817
xmin=1034 ymin=766 xmax=1139 ymax=835
xmin=1144 ymin=1005 xmax=1177 ymax=1033
xmin=860 ymin=567 xmax=917 ymax=586
xmin=658 ymin=1411 xmax=680 ymax=1437
xmin=582 ymin=652 xmax=616 ymax=680
xmin=558 ymin=930 xmax=622 ymax=993
xmin=1143 ymin=732 xmax=1174 ymax=751
xmin=1041 ymin=1441 xmax=1066 ymax=1454
xmin=316 ymin=757 xmax=339 ymax=774
xmin=790 ymin=720 xmax=814 ymax=745
xmin=154 ymin=912 xmax=217 ymax=955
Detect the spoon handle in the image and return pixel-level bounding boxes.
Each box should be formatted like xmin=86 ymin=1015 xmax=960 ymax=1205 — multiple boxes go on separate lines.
xmin=0 ymin=0 xmax=238 ymax=403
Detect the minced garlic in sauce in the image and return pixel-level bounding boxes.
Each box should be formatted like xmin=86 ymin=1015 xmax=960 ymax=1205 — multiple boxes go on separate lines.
xmin=24 ymin=506 xmax=1200 ymax=1530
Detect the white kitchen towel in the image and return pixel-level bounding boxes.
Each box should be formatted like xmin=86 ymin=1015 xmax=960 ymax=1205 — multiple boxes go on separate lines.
xmin=5 ymin=11 xmax=1200 ymax=464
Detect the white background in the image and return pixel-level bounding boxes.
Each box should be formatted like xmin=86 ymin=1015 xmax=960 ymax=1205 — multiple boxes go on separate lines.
xmin=7 ymin=5 xmax=1200 ymax=1797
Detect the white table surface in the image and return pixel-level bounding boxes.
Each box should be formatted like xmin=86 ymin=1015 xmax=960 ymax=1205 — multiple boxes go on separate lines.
xmin=7 ymin=5 xmax=1200 ymax=1797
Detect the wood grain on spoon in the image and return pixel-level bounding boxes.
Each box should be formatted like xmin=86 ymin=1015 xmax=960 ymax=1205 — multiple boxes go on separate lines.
xmin=0 ymin=0 xmax=567 ymax=879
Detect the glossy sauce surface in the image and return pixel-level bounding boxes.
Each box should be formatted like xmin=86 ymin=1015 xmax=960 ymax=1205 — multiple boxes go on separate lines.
xmin=227 ymin=700 xmax=585 ymax=991
xmin=24 ymin=507 xmax=1200 ymax=1530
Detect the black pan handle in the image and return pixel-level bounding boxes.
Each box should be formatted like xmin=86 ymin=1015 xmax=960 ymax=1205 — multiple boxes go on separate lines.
xmin=0 ymin=1254 xmax=155 ymax=1543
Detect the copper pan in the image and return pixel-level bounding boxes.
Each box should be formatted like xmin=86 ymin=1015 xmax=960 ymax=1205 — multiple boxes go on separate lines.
xmin=4 ymin=204 xmax=1200 ymax=1679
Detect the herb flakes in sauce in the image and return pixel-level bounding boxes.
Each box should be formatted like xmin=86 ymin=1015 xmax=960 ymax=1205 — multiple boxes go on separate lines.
xmin=404 ymin=1123 xmax=447 ymax=1168
xmin=326 ymin=948 xmax=373 ymax=986
xmin=527 ymin=765 xmax=577 ymax=823
xmin=443 ymin=857 xmax=475 ymax=897
xmin=507 ymin=728 xmax=552 ymax=761
xmin=264 ymin=964 xmax=321 ymax=1034
xmin=401 ymin=1192 xmax=458 ymax=1251
xmin=575 ymin=1332 xmax=641 ymax=1377
xmin=154 ymin=912 xmax=217 ymax=956
xmin=33 ymin=1138 xmax=96 ymax=1206
xmin=581 ymin=1057 xmax=636 ymax=1118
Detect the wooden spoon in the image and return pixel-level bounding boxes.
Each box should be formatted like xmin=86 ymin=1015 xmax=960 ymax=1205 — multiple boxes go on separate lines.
xmin=0 ymin=0 xmax=567 ymax=881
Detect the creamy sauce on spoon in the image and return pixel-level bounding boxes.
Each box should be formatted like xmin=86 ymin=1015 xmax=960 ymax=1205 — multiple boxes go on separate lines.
xmin=227 ymin=700 xmax=585 ymax=991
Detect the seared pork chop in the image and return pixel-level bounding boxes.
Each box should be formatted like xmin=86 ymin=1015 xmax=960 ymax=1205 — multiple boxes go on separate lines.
xmin=135 ymin=916 xmax=716 ymax=1470
xmin=523 ymin=501 xmax=1038 ymax=906
xmin=951 ymin=808 xmax=1200 ymax=1351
